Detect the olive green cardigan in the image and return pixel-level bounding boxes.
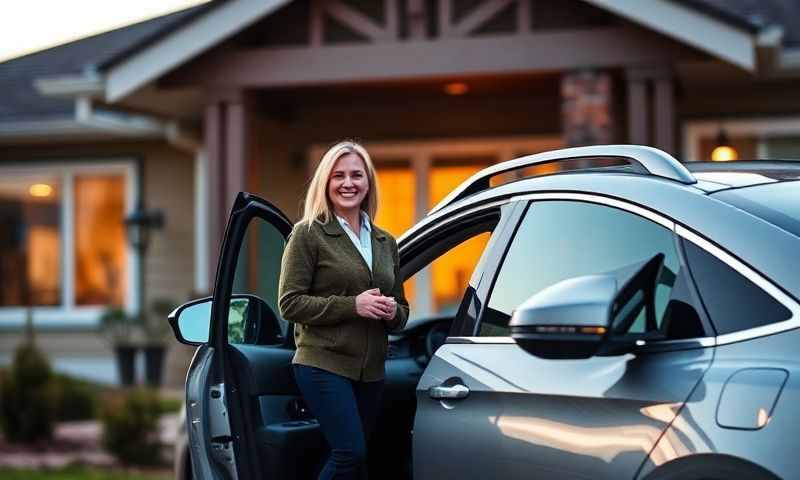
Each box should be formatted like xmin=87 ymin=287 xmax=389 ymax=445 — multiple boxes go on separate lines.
xmin=278 ymin=215 xmax=409 ymax=381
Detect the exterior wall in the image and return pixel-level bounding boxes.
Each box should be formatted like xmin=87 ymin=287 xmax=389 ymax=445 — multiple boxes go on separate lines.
xmin=0 ymin=140 xmax=196 ymax=387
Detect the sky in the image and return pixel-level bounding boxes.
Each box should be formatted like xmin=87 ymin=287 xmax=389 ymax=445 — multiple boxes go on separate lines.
xmin=0 ymin=0 xmax=210 ymax=63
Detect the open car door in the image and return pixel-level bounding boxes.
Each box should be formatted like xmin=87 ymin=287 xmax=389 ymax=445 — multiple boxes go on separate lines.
xmin=171 ymin=193 xmax=327 ymax=479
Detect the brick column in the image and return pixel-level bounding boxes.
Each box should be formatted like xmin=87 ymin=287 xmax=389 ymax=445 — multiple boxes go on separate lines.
xmin=561 ymin=70 xmax=613 ymax=147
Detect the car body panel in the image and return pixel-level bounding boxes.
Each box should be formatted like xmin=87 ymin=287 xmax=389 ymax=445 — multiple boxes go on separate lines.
xmin=639 ymin=329 xmax=800 ymax=480
xmin=414 ymin=343 xmax=713 ymax=479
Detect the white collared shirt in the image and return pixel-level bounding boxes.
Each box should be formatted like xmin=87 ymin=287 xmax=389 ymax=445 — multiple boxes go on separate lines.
xmin=336 ymin=210 xmax=373 ymax=271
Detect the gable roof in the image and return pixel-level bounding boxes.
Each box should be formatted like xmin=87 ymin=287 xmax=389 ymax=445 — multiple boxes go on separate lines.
xmin=1 ymin=0 xmax=798 ymax=128
xmin=0 ymin=3 xmax=211 ymax=122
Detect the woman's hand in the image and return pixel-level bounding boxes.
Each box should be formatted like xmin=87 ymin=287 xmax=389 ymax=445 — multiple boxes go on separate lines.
xmin=356 ymin=288 xmax=391 ymax=319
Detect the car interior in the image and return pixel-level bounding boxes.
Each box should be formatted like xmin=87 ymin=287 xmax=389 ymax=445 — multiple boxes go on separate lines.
xmin=221 ymin=207 xmax=503 ymax=479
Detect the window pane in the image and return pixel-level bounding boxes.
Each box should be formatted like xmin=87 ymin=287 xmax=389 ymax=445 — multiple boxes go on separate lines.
xmin=231 ymin=216 xmax=288 ymax=344
xmin=683 ymin=240 xmax=791 ymax=335
xmin=74 ymin=175 xmax=126 ymax=306
xmin=481 ymin=201 xmax=681 ymax=336
xmin=0 ymin=177 xmax=62 ymax=306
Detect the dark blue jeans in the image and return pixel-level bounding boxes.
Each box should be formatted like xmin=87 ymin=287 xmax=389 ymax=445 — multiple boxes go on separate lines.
xmin=293 ymin=364 xmax=384 ymax=480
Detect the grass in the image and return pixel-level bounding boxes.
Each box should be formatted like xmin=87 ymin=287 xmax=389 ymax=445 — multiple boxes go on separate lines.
xmin=0 ymin=466 xmax=172 ymax=480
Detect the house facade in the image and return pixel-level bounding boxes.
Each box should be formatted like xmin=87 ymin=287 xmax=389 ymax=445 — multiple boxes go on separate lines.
xmin=2 ymin=0 xmax=800 ymax=387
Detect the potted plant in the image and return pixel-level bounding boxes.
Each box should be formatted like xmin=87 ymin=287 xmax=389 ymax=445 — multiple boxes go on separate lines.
xmin=100 ymin=307 xmax=139 ymax=386
xmin=141 ymin=298 xmax=177 ymax=387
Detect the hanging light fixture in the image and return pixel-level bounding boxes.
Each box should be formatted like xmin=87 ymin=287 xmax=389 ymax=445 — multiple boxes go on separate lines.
xmin=710 ymin=128 xmax=738 ymax=162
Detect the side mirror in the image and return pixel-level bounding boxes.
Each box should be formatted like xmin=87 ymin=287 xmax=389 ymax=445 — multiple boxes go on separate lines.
xmin=509 ymin=254 xmax=664 ymax=359
xmin=168 ymin=294 xmax=281 ymax=346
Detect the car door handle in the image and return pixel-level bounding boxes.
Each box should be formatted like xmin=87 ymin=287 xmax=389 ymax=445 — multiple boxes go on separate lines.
xmin=428 ymin=383 xmax=470 ymax=400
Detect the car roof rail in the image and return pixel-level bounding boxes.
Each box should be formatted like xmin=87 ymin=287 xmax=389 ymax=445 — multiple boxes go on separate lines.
xmin=428 ymin=144 xmax=696 ymax=215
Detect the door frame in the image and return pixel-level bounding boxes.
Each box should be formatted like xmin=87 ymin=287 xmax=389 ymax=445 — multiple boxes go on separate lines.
xmin=199 ymin=192 xmax=293 ymax=479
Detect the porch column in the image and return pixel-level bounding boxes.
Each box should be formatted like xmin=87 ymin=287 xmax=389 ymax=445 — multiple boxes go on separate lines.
xmin=203 ymin=91 xmax=250 ymax=289
xmin=561 ymin=70 xmax=614 ymax=147
xmin=625 ymin=66 xmax=676 ymax=154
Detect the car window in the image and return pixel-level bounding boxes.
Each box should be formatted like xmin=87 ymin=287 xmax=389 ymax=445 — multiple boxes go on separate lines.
xmin=479 ymin=200 xmax=699 ymax=338
xmin=401 ymin=206 xmax=511 ymax=329
xmin=230 ymin=215 xmax=289 ymax=344
xmin=682 ymin=239 xmax=791 ymax=335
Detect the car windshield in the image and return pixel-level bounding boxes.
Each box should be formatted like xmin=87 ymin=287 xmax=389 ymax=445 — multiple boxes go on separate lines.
xmin=713 ymin=180 xmax=800 ymax=238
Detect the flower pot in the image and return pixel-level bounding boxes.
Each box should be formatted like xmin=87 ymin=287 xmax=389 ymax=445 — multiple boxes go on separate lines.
xmin=144 ymin=344 xmax=166 ymax=387
xmin=114 ymin=345 xmax=137 ymax=386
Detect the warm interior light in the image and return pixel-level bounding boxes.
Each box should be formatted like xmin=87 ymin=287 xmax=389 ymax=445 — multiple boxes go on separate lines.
xmin=710 ymin=129 xmax=738 ymax=162
xmin=443 ymin=82 xmax=469 ymax=96
xmin=29 ymin=183 xmax=53 ymax=197
xmin=711 ymin=145 xmax=738 ymax=162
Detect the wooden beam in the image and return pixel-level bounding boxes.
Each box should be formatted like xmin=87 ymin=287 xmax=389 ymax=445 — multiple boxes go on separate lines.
xmin=518 ymin=0 xmax=531 ymax=34
xmin=165 ymin=28 xmax=700 ymax=88
xmin=325 ymin=0 xmax=392 ymax=42
xmin=451 ymin=0 xmax=514 ymax=37
xmin=385 ymin=0 xmax=399 ymax=40
xmin=439 ymin=0 xmax=452 ymax=37
xmin=407 ymin=0 xmax=426 ymax=39
xmin=204 ymin=102 xmax=224 ymax=286
xmin=310 ymin=0 xmax=323 ymax=46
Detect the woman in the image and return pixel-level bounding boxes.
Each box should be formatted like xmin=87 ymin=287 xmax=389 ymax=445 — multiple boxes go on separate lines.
xmin=278 ymin=140 xmax=409 ymax=479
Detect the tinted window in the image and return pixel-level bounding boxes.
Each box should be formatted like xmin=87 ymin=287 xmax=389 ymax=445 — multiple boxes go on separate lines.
xmin=481 ymin=201 xmax=691 ymax=337
xmin=683 ymin=240 xmax=791 ymax=335
xmin=714 ymin=181 xmax=800 ymax=238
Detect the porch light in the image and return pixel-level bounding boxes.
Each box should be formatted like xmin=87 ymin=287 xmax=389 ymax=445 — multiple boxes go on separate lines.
xmin=29 ymin=183 xmax=53 ymax=197
xmin=710 ymin=129 xmax=738 ymax=162
xmin=124 ymin=202 xmax=164 ymax=252
xmin=443 ymin=82 xmax=469 ymax=96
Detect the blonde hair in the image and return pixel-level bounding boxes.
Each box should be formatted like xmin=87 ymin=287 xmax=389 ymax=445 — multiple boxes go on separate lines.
xmin=301 ymin=140 xmax=379 ymax=228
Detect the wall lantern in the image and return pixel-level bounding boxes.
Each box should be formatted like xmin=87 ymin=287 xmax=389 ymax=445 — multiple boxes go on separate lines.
xmin=124 ymin=202 xmax=165 ymax=252
xmin=710 ymin=129 xmax=738 ymax=162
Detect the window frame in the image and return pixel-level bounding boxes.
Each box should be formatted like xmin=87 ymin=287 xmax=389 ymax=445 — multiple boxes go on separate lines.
xmin=465 ymin=193 xmax=727 ymax=352
xmin=0 ymin=159 xmax=137 ymax=329
xmin=398 ymin=199 xmax=517 ymax=333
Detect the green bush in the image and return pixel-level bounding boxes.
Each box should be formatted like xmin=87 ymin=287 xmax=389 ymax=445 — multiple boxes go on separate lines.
xmin=101 ymin=388 xmax=163 ymax=466
xmin=0 ymin=343 xmax=56 ymax=443
xmin=51 ymin=373 xmax=100 ymax=422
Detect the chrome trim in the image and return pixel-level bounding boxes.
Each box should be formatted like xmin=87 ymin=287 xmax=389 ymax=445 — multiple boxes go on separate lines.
xmin=398 ymin=199 xmax=509 ymax=246
xmin=430 ymin=145 xmax=696 ymax=215
xmin=447 ymin=336 xmax=516 ymax=344
xmin=676 ymin=225 xmax=800 ymax=345
xmin=509 ymin=192 xmax=675 ymax=230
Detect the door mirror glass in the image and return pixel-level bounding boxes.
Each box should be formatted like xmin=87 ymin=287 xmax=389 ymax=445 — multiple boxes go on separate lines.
xmin=509 ymin=254 xmax=663 ymax=359
xmin=169 ymin=294 xmax=283 ymax=346
xmin=172 ymin=299 xmax=212 ymax=344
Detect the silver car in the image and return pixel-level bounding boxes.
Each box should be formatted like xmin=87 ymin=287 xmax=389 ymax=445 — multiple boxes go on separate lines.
xmin=170 ymin=145 xmax=800 ymax=479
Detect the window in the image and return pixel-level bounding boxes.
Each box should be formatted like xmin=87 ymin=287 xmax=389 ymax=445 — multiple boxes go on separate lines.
xmin=480 ymin=201 xmax=688 ymax=337
xmin=0 ymin=163 xmax=133 ymax=326
xmin=683 ymin=240 xmax=791 ymax=335
xmin=230 ymin=214 xmax=288 ymax=344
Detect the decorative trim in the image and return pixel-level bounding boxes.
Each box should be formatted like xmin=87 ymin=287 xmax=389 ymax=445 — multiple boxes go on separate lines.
xmin=585 ymin=0 xmax=756 ymax=71
xmin=105 ymin=0 xmax=290 ymax=102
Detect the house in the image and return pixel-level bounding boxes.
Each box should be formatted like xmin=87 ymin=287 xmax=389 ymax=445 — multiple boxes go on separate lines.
xmin=2 ymin=0 xmax=799 ymax=387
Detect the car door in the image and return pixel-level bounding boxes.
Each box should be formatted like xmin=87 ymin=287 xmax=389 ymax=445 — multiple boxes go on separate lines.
xmin=182 ymin=192 xmax=327 ymax=480
xmin=413 ymin=197 xmax=716 ymax=480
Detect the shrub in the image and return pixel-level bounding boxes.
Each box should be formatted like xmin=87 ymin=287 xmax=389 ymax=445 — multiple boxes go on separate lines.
xmin=51 ymin=373 xmax=100 ymax=422
xmin=0 ymin=343 xmax=56 ymax=443
xmin=101 ymin=388 xmax=164 ymax=466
